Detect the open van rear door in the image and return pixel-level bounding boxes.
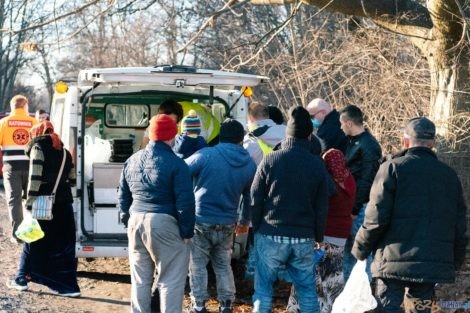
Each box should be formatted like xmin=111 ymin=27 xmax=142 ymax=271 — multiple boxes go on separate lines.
xmin=78 ymin=66 xmax=269 ymax=88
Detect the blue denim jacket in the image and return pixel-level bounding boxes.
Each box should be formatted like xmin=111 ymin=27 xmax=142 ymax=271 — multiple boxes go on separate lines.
xmin=118 ymin=141 xmax=195 ymax=239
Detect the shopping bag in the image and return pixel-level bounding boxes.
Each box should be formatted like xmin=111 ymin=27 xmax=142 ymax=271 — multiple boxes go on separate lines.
xmin=31 ymin=195 xmax=55 ymax=220
xmin=332 ymin=260 xmax=377 ymax=313
xmin=15 ymin=216 xmax=45 ymax=243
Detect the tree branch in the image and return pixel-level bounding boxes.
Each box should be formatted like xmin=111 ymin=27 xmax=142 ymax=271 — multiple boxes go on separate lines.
xmin=176 ymin=0 xmax=250 ymax=54
xmin=249 ymin=0 xmax=434 ymax=37
xmin=427 ymin=0 xmax=466 ymax=51
xmin=222 ymin=1 xmax=305 ymax=70
xmin=0 ymin=0 xmax=103 ymax=35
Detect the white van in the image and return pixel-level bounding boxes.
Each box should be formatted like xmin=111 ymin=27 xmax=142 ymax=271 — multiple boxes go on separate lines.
xmin=49 ymin=65 xmax=268 ymax=259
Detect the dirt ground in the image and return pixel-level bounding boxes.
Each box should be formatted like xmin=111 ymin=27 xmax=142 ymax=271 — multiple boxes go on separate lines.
xmin=0 ymin=188 xmax=469 ymax=313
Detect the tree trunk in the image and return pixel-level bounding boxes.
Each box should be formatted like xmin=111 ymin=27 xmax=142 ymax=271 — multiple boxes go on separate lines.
xmin=428 ymin=51 xmax=470 ymax=146
xmin=420 ymin=0 xmax=469 ymax=145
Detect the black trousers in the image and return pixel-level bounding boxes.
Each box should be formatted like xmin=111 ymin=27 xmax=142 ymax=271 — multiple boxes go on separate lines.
xmin=375 ymin=278 xmax=436 ymax=313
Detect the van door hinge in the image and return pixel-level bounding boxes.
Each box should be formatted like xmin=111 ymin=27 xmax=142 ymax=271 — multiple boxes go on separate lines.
xmin=175 ymin=79 xmax=186 ymax=88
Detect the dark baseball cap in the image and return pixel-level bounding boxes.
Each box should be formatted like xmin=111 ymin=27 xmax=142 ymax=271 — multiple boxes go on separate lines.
xmin=404 ymin=117 xmax=436 ymax=140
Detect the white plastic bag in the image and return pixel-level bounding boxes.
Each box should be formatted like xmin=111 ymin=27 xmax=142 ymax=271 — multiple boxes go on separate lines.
xmin=83 ymin=134 xmax=112 ymax=182
xmin=332 ymin=260 xmax=377 ymax=313
xmin=85 ymin=119 xmax=102 ymax=138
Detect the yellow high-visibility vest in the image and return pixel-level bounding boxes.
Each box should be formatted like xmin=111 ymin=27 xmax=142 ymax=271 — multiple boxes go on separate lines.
xmin=257 ymin=139 xmax=274 ymax=156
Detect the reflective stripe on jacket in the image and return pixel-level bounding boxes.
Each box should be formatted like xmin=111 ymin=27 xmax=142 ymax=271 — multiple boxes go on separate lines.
xmin=0 ymin=109 xmax=38 ymax=170
xmin=256 ymin=138 xmax=273 ymax=156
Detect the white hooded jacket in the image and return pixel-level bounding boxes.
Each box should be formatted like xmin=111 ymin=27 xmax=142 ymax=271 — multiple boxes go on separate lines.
xmin=243 ymin=119 xmax=286 ymax=165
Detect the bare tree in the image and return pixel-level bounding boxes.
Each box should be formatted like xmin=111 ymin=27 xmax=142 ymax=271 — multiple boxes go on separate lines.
xmin=0 ymin=1 xmax=34 ymax=110
xmin=0 ymin=0 xmax=106 ymax=109
xmin=55 ymin=1 xmax=200 ymax=77
xmin=245 ymin=0 xmax=469 ymax=145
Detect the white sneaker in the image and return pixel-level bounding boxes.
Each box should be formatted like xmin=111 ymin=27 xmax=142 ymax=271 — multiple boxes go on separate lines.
xmin=6 ymin=279 xmax=28 ymax=291
xmin=52 ymin=291 xmax=81 ymax=298
xmin=60 ymin=292 xmax=81 ymax=298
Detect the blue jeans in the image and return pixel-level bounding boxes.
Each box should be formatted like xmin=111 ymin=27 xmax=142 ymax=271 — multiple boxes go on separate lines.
xmin=189 ymin=223 xmax=236 ymax=303
xmin=343 ymin=204 xmax=372 ymax=282
xmin=253 ymin=233 xmax=320 ymax=313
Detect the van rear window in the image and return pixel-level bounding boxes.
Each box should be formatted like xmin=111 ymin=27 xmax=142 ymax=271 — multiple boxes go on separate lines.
xmin=104 ymin=103 xmax=150 ymax=128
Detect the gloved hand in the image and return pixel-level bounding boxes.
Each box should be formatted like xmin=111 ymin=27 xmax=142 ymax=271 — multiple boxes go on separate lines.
xmin=120 ymin=212 xmax=130 ymax=228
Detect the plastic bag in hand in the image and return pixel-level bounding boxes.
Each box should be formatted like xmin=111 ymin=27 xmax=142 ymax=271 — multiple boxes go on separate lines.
xmin=332 ymin=260 xmax=377 ymax=313
xmin=15 ymin=216 xmax=45 ymax=243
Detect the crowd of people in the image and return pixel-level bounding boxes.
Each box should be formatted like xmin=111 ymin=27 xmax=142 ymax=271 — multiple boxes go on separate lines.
xmin=118 ymin=98 xmax=467 ymax=313
xmin=0 ymin=94 xmax=467 ymax=313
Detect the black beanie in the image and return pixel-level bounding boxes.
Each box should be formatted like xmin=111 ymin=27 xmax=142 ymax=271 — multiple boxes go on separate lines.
xmin=268 ymin=105 xmax=285 ymax=125
xmin=286 ymin=106 xmax=313 ymax=139
xmin=219 ymin=119 xmax=245 ymax=144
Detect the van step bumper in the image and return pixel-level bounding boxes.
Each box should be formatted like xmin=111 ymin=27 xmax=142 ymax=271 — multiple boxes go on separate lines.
xmin=76 ymin=239 xmax=128 ymax=258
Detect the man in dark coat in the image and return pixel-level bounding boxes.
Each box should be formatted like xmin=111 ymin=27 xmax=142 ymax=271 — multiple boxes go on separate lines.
xmin=352 ymin=117 xmax=468 ymax=313
xmin=339 ymin=104 xmax=382 ymax=280
xmin=250 ymin=106 xmax=329 ymax=313
xmin=307 ymin=98 xmax=348 ymax=153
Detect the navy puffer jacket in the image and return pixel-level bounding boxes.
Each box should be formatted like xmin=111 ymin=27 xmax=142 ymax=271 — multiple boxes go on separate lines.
xmin=118 ymin=141 xmax=195 ymax=239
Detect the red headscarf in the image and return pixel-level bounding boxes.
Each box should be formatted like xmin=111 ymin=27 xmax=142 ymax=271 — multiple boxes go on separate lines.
xmin=323 ymin=148 xmax=351 ymax=185
xmin=30 ymin=121 xmax=62 ymax=150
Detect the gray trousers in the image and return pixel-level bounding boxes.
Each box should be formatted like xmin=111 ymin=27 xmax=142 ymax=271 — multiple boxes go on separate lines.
xmin=128 ymin=213 xmax=190 ymax=313
xmin=3 ymin=169 xmax=28 ymax=238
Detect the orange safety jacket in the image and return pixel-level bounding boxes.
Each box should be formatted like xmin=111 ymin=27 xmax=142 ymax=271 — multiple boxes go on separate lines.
xmin=0 ymin=108 xmax=38 ymax=171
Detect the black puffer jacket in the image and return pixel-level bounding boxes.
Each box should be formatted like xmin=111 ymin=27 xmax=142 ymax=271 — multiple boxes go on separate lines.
xmin=352 ymin=147 xmax=468 ymax=283
xmin=345 ymin=130 xmax=382 ymax=214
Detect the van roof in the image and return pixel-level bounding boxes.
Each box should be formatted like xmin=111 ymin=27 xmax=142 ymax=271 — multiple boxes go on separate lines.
xmin=78 ymin=66 xmax=269 ymax=87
